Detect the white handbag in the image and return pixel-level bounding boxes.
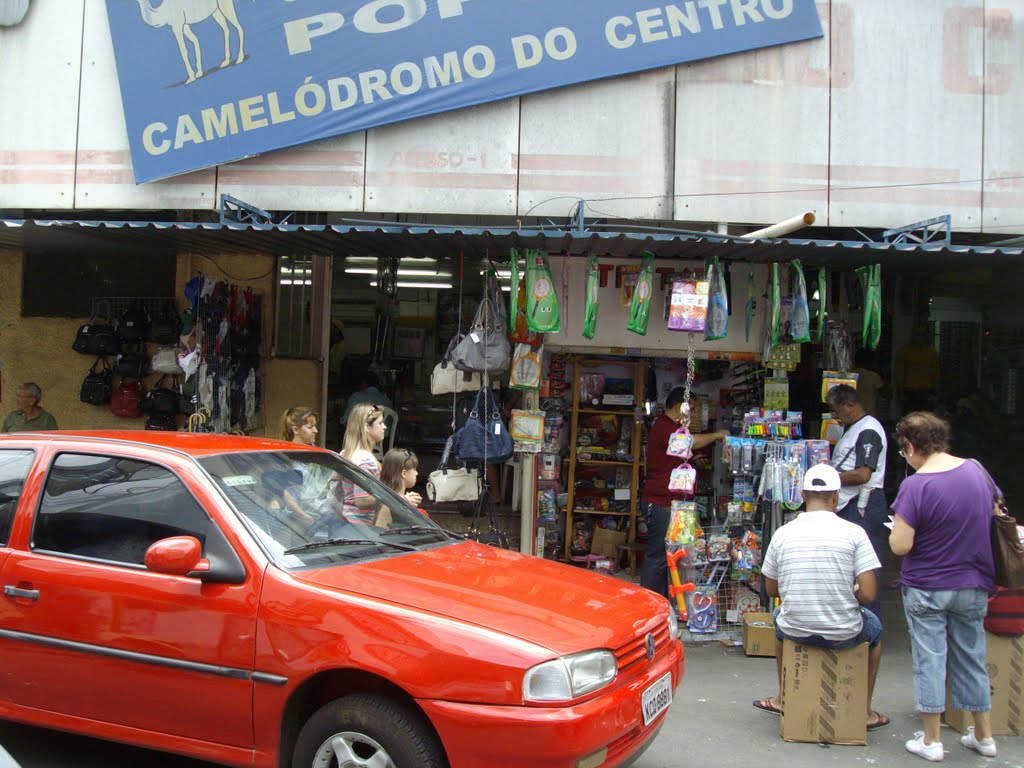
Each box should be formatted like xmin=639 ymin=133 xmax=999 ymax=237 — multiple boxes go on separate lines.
xmin=151 ymin=345 xmax=184 ymax=375
xmin=425 ymin=437 xmax=482 ymax=502
xmin=431 ymin=360 xmax=481 ymax=396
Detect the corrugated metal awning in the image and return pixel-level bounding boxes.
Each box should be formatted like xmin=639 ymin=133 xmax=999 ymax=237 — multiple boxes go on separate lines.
xmin=0 ymin=218 xmax=1020 ymax=270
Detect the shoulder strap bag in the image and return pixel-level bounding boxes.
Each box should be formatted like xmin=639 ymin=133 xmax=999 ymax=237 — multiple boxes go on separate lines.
xmin=453 ymin=386 xmax=514 ymax=465
xmin=431 ymin=336 xmax=482 ymax=395
xmin=971 ymin=459 xmax=1024 ymax=589
xmin=425 ymin=436 xmax=482 ymax=503
xmin=450 ymin=297 xmax=511 ymax=374
xmin=80 ymin=357 xmax=113 ymax=406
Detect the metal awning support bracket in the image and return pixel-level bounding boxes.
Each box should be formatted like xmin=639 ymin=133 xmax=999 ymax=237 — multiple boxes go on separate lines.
xmin=882 ymin=215 xmax=952 ymax=247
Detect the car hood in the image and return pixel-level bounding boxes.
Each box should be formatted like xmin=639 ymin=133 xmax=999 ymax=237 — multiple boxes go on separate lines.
xmin=292 ymin=541 xmax=667 ymax=655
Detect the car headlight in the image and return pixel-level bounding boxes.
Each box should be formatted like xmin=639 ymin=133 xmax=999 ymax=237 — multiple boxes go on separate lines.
xmin=667 ymin=609 xmax=680 ymax=641
xmin=523 ymin=650 xmax=617 ymax=702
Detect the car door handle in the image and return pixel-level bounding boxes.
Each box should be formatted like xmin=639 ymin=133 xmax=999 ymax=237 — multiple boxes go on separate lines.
xmin=3 ymin=585 xmax=39 ymax=600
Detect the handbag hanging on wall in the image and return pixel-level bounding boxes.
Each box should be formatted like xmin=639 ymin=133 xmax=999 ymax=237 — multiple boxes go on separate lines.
xmin=453 ymin=386 xmax=514 ymax=465
xmin=79 ymin=357 xmax=113 ymax=406
xmin=450 ymin=296 xmax=510 ymax=374
xmin=431 ymin=337 xmax=482 ymax=395
xmin=72 ymin=300 xmax=120 ymax=357
xmin=465 ymin=493 xmax=509 ymax=549
xmin=972 ymin=460 xmax=1024 ymax=588
xmin=425 ymin=436 xmax=482 ymax=503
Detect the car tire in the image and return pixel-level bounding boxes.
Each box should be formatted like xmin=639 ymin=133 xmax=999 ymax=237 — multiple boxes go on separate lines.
xmin=292 ymin=693 xmax=447 ymax=768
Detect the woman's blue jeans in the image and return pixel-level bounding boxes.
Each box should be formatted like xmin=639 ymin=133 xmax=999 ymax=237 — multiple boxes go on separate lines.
xmin=902 ymin=586 xmax=990 ymax=713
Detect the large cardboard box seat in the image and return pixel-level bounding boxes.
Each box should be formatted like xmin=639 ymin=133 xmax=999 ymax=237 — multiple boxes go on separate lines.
xmin=780 ymin=640 xmax=868 ymax=745
xmin=743 ymin=612 xmax=776 ymax=657
xmin=944 ymin=633 xmax=1024 ymax=736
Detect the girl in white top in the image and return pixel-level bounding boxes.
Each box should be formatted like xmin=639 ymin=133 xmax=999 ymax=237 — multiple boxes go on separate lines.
xmin=338 ymin=403 xmax=387 ymax=525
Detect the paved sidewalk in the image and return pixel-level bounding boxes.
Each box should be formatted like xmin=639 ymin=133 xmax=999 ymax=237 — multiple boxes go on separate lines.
xmin=642 ymin=566 xmax=1024 ymax=767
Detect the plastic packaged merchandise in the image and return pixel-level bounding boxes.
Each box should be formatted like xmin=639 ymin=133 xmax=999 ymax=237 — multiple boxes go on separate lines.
xmin=627 ymin=252 xmax=655 ymax=335
xmin=583 ymin=254 xmax=600 ymax=339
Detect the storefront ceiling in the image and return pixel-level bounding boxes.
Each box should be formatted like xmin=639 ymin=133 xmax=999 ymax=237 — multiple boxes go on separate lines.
xmin=0 ymin=218 xmax=1021 ymax=271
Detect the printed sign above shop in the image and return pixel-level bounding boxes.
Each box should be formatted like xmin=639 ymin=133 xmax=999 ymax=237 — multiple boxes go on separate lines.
xmin=106 ymin=0 xmax=823 ymax=184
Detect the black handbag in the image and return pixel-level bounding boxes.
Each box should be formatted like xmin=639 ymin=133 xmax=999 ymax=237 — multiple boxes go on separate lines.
xmin=141 ymin=376 xmax=181 ymax=417
xmin=453 ymin=386 xmax=514 ymax=465
xmin=80 ymin=357 xmax=113 ymax=405
xmin=144 ymin=413 xmax=178 ymax=431
xmin=73 ymin=301 xmax=120 ymax=356
xmin=450 ymin=297 xmax=511 ymax=374
xmin=465 ymin=494 xmax=509 ymax=549
xmin=973 ymin=460 xmax=1024 ymax=588
xmin=117 ymin=304 xmax=150 ymax=343
xmin=149 ymin=300 xmax=182 ymax=345
xmin=114 ymin=349 xmax=149 ymax=379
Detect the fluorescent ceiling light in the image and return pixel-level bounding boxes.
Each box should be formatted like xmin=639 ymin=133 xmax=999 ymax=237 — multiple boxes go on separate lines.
xmin=346 ymin=267 xmax=452 ymax=277
xmin=346 ymin=256 xmax=438 ymax=265
xmin=370 ymin=281 xmax=453 ymax=290
xmin=280 ymin=279 xmax=313 ymax=286
xmin=481 ymin=269 xmax=513 ymax=278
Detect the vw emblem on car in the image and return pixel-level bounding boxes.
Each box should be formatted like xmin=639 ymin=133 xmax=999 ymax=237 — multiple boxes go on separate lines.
xmin=646 ymin=633 xmax=656 ymax=661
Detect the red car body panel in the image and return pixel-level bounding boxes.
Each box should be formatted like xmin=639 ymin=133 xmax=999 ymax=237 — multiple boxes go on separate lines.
xmin=0 ymin=432 xmax=684 ymax=768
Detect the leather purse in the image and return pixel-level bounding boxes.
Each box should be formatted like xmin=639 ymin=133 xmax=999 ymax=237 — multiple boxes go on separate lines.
xmin=431 ymin=337 xmax=482 ymax=395
xmin=973 ymin=460 xmax=1024 ymax=588
xmin=73 ymin=301 xmax=120 ymax=356
xmin=453 ymin=386 xmax=514 ymax=465
xmin=79 ymin=357 xmax=113 ymax=406
xmin=465 ymin=494 xmax=510 ymax=549
xmin=425 ymin=437 xmax=482 ymax=503
xmin=450 ymin=297 xmax=510 ymax=374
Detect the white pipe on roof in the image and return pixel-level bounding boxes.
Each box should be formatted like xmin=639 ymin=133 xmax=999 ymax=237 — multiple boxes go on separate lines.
xmin=741 ymin=212 xmax=816 ymax=240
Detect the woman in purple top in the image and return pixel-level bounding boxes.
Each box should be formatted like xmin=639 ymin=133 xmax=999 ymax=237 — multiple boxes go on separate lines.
xmin=889 ymin=412 xmax=997 ymax=761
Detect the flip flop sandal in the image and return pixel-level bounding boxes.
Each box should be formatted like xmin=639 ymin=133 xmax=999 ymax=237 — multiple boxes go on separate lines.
xmin=752 ymin=698 xmax=782 ymax=716
xmin=867 ymin=711 xmax=891 ymax=730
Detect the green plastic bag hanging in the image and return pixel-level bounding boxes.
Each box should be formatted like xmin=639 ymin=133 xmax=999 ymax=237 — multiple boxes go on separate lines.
xmin=525 ymin=250 xmax=561 ymax=333
xmin=508 ymin=248 xmax=520 ymax=333
xmin=813 ymin=268 xmax=827 ymax=342
xmin=627 ymin=252 xmax=655 ymax=335
xmin=789 ymin=260 xmax=810 ymax=343
xmin=859 ymin=263 xmax=882 ymax=350
xmin=704 ymin=255 xmax=729 ymax=341
xmin=583 ymin=254 xmax=600 ymax=339
xmin=769 ymin=263 xmax=781 ymax=348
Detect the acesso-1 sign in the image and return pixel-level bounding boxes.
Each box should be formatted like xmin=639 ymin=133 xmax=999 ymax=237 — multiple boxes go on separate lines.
xmin=106 ymin=0 xmax=823 ymax=184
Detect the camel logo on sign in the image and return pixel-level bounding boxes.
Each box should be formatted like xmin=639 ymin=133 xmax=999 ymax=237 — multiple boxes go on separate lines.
xmin=131 ymin=0 xmax=249 ymax=85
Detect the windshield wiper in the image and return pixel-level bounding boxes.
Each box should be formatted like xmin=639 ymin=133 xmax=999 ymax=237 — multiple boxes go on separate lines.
xmin=284 ymin=537 xmax=418 ymax=555
xmin=380 ymin=525 xmax=452 ymax=539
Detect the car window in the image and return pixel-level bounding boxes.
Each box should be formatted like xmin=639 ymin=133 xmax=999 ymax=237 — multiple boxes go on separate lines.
xmin=0 ymin=450 xmax=34 ymax=545
xmin=33 ymin=453 xmax=213 ymax=566
xmin=199 ymin=450 xmax=455 ymax=569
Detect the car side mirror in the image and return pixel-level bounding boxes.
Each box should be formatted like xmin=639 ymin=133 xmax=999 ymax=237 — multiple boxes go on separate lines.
xmin=144 ymin=536 xmax=211 ymax=578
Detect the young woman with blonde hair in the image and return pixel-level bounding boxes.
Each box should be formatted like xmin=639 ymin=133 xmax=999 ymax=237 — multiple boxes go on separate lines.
xmin=336 ymin=403 xmax=387 ymax=525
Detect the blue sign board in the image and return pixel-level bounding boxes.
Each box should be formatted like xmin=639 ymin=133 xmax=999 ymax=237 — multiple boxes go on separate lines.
xmin=107 ymin=1 xmax=823 ymax=183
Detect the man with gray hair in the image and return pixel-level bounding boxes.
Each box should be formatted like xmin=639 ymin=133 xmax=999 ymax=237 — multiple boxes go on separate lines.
xmin=2 ymin=382 xmax=58 ymax=432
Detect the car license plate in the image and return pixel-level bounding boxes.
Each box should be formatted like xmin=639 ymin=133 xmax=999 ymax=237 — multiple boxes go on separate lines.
xmin=641 ymin=672 xmax=672 ymax=726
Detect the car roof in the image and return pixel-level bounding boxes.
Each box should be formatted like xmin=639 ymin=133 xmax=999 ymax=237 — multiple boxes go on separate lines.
xmin=0 ymin=431 xmax=319 ymax=458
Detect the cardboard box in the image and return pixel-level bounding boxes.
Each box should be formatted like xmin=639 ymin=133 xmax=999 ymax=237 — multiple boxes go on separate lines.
xmin=590 ymin=526 xmax=627 ymax=558
xmin=743 ymin=612 xmax=776 ymax=657
xmin=780 ymin=641 xmax=868 ymax=745
xmin=944 ymin=633 xmax=1024 ymax=736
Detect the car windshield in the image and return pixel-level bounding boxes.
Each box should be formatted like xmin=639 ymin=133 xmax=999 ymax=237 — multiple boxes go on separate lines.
xmin=198 ymin=450 xmax=457 ymax=569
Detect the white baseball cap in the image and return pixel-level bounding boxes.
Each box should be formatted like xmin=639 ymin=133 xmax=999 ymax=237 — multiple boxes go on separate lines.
xmin=803 ymin=463 xmax=841 ymax=492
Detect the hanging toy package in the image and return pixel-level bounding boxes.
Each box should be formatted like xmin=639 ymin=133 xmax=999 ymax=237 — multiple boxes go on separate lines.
xmin=666 ymin=426 xmax=693 ymax=458
xmin=814 ymin=267 xmax=827 ymax=342
xmin=627 ymin=252 xmax=655 ymax=335
xmin=582 ymin=254 xmax=600 ymax=339
xmin=704 ymin=255 xmax=729 ymax=340
xmin=525 ymin=250 xmax=561 ymax=334
xmin=769 ymin=263 xmax=781 ymax=347
xmin=668 ymin=463 xmax=697 ymax=493
xmin=666 ymin=279 xmax=708 ymax=332
xmin=508 ymin=249 xmax=543 ymax=345
xmin=860 ymin=263 xmax=882 ymax=350
xmin=666 ymin=500 xmax=701 ymax=546
xmin=688 ymin=585 xmax=719 ymax=634
xmin=789 ymin=260 xmax=811 ymax=343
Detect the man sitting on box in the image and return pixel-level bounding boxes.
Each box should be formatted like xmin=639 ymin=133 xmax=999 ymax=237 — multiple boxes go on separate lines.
xmin=752 ymin=463 xmax=889 ymax=731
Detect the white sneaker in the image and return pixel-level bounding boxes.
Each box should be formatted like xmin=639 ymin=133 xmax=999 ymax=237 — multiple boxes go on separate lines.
xmin=906 ymin=732 xmax=944 ymax=761
xmin=960 ymin=726 xmax=997 ymax=757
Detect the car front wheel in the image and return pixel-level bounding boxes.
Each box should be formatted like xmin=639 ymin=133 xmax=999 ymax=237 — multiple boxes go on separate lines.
xmin=292 ymin=694 xmax=447 ymax=768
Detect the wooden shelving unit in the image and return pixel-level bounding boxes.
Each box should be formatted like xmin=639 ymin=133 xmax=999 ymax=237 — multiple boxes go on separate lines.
xmin=562 ymin=356 xmax=647 ymax=559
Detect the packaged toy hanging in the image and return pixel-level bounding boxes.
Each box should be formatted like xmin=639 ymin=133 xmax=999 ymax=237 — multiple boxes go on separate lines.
xmin=627 ymin=252 xmax=655 ymax=335
xmin=666 ymin=425 xmax=693 ymax=458
xmin=688 ymin=585 xmax=718 ymax=634
xmin=859 ymin=263 xmax=882 ymax=350
xmin=769 ymin=263 xmax=781 ymax=347
xmin=704 ymin=255 xmax=729 ymax=340
xmin=789 ymin=260 xmax=810 ymax=343
xmin=666 ymin=279 xmax=708 ymax=332
xmin=814 ymin=267 xmax=827 ymax=342
xmin=668 ymin=463 xmax=697 ymax=494
xmin=582 ymin=254 xmax=600 ymax=339
xmin=508 ymin=249 xmax=543 ymax=345
xmin=666 ymin=500 xmax=701 ymax=546
xmin=525 ymin=250 xmax=561 ymax=333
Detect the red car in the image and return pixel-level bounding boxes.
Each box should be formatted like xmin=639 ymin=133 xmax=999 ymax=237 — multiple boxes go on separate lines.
xmin=0 ymin=432 xmax=682 ymax=767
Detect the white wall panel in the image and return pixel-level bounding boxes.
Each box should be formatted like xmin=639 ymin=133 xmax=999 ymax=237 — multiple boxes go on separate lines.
xmin=982 ymin=0 xmax=1024 ymax=232
xmin=217 ymin=135 xmax=366 ymax=213
xmin=829 ymin=0 xmax=984 ymax=230
xmin=517 ymin=70 xmax=674 ymax=221
xmin=674 ymin=14 xmax=831 ymax=226
xmin=0 ymin=1 xmax=84 ymax=208
xmin=364 ymin=100 xmax=518 ymax=216
xmin=75 ymin=0 xmax=215 ymax=210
